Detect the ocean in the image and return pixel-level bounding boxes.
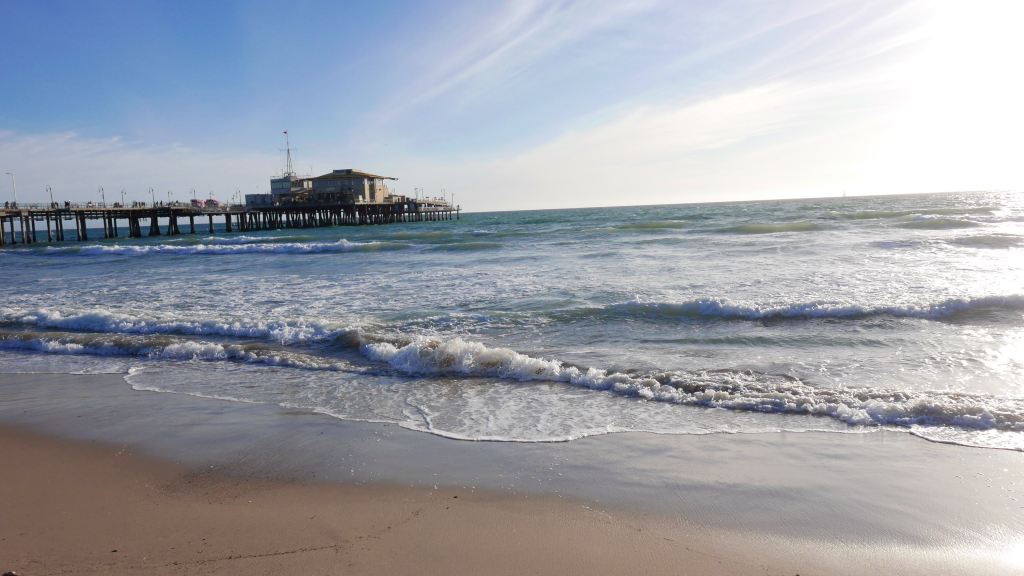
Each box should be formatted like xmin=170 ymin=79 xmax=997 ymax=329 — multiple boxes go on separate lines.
xmin=1 ymin=191 xmax=1022 ymax=450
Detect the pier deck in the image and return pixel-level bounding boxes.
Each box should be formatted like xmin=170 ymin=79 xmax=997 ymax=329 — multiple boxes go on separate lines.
xmin=0 ymin=200 xmax=458 ymax=247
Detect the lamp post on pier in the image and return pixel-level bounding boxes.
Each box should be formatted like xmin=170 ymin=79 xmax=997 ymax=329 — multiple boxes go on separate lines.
xmin=120 ymin=189 xmax=126 ymax=207
xmin=47 ymin=185 xmax=53 ymax=207
xmin=149 ymin=187 xmax=155 ymax=207
xmin=3 ymin=171 xmax=16 ymax=206
xmin=99 ymin=186 xmax=105 ymax=207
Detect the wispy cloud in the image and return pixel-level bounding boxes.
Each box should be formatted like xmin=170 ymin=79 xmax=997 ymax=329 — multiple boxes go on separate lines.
xmin=399 ymin=80 xmax=868 ymax=209
xmin=371 ymin=0 xmax=658 ymax=123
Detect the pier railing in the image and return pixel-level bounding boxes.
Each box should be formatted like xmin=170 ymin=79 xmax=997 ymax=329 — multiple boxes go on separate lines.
xmin=0 ymin=200 xmax=459 ymax=247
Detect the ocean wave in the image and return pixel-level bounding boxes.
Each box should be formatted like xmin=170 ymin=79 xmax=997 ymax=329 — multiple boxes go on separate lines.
xmin=37 ymin=238 xmax=408 ymax=256
xmin=0 ymin=307 xmax=361 ymax=345
xmin=836 ymin=206 xmax=996 ymax=220
xmin=361 ymin=336 xmax=1024 ymax=434
xmin=4 ymin=324 xmax=1022 ymax=437
xmin=628 ymin=236 xmax=690 ymax=246
xmin=895 ymin=217 xmax=980 ymax=230
xmin=558 ymin=295 xmax=1024 ymax=323
xmin=946 ymin=234 xmax=1023 ymax=249
xmin=385 ymin=230 xmax=453 ymax=241
xmin=516 ymin=215 xmax=567 ymax=225
xmin=427 ymin=241 xmax=502 ymax=251
xmin=9 ymin=294 xmax=1020 ymax=361
xmin=714 ymin=221 xmax=825 ymax=234
xmin=0 ymin=331 xmax=351 ymax=371
xmin=870 ymin=239 xmax=934 ymax=250
xmin=670 ymin=296 xmax=1024 ymax=320
xmin=374 ymin=294 xmax=1024 ymax=335
xmin=613 ymin=220 xmax=690 ymax=231
xmin=200 ymin=234 xmax=316 ymax=244
xmin=655 ymin=371 xmax=1024 ymax=433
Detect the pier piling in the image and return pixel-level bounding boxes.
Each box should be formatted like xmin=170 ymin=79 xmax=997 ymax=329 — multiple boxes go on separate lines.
xmin=0 ymin=199 xmax=459 ymax=249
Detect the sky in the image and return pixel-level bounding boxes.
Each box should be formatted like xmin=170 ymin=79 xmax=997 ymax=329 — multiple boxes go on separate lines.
xmin=1 ymin=0 xmax=1022 ymax=211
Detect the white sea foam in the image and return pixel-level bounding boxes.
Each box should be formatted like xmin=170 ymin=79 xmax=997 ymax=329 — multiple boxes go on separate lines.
xmin=38 ymin=238 xmax=405 ymax=256
xmin=5 ymin=301 xmax=1024 ymax=438
xmin=0 ymin=332 xmax=350 ymax=371
xmin=3 ymin=324 xmax=1023 ymax=440
xmin=363 ymin=337 xmax=575 ymax=381
xmin=361 ymin=336 xmax=1024 ymax=435
xmin=201 ymin=234 xmax=311 ymax=244
xmin=593 ymin=295 xmax=1024 ymax=322
xmin=0 ymin=307 xmax=357 ymax=345
xmin=126 ymin=368 xmax=267 ymax=404
xmin=5 ymin=304 xmax=1024 ymax=437
xmin=31 ymin=293 xmax=1022 ymax=350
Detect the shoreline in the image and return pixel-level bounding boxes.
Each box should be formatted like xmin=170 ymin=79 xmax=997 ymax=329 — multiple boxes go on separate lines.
xmin=2 ymin=371 xmax=1022 ymax=574
xmin=13 ymin=368 xmax=1019 ymax=455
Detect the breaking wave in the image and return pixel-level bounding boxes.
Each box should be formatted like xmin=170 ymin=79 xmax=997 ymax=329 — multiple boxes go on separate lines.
xmin=558 ymin=295 xmax=1024 ymax=323
xmin=3 ymin=312 xmax=1023 ymax=441
xmin=37 ymin=238 xmax=407 ymax=256
xmin=896 ymin=218 xmax=981 ymax=230
xmin=6 ymin=294 xmax=1022 ymax=363
xmin=0 ymin=307 xmax=362 ymax=345
xmin=0 ymin=331 xmax=350 ymax=371
xmin=198 ymin=234 xmax=316 ymax=244
xmin=362 ymin=336 xmax=1024 ymax=435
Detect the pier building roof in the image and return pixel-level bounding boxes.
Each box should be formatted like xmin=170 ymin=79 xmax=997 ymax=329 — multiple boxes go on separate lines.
xmin=311 ymin=169 xmax=396 ymax=181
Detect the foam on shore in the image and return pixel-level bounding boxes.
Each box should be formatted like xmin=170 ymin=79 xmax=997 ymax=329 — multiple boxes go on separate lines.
xmin=362 ymin=336 xmax=1024 ymax=435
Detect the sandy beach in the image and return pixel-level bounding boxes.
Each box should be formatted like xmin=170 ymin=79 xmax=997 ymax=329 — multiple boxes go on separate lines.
xmin=2 ymin=372 xmax=1022 ymax=575
xmin=1 ymin=424 xmax=753 ymax=575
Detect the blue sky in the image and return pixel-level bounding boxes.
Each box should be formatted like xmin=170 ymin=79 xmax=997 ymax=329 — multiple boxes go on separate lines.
xmin=1 ymin=0 xmax=1022 ymax=210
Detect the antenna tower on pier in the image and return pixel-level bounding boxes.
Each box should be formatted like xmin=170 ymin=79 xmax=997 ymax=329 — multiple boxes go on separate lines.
xmin=282 ymin=130 xmax=296 ymax=177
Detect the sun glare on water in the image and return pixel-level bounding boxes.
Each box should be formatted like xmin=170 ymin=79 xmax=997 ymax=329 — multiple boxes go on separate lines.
xmin=1001 ymin=539 xmax=1024 ymax=571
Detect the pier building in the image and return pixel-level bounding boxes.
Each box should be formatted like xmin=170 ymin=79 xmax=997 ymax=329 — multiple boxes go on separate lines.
xmin=249 ymin=169 xmax=398 ymax=207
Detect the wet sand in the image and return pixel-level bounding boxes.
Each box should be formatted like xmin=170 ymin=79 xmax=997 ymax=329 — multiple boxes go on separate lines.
xmin=2 ymin=372 xmax=1022 ymax=575
xmin=1 ymin=424 xmax=755 ymax=575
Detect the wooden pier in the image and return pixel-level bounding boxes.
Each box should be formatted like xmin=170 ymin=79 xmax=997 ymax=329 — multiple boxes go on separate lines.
xmin=0 ymin=200 xmax=458 ymax=247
